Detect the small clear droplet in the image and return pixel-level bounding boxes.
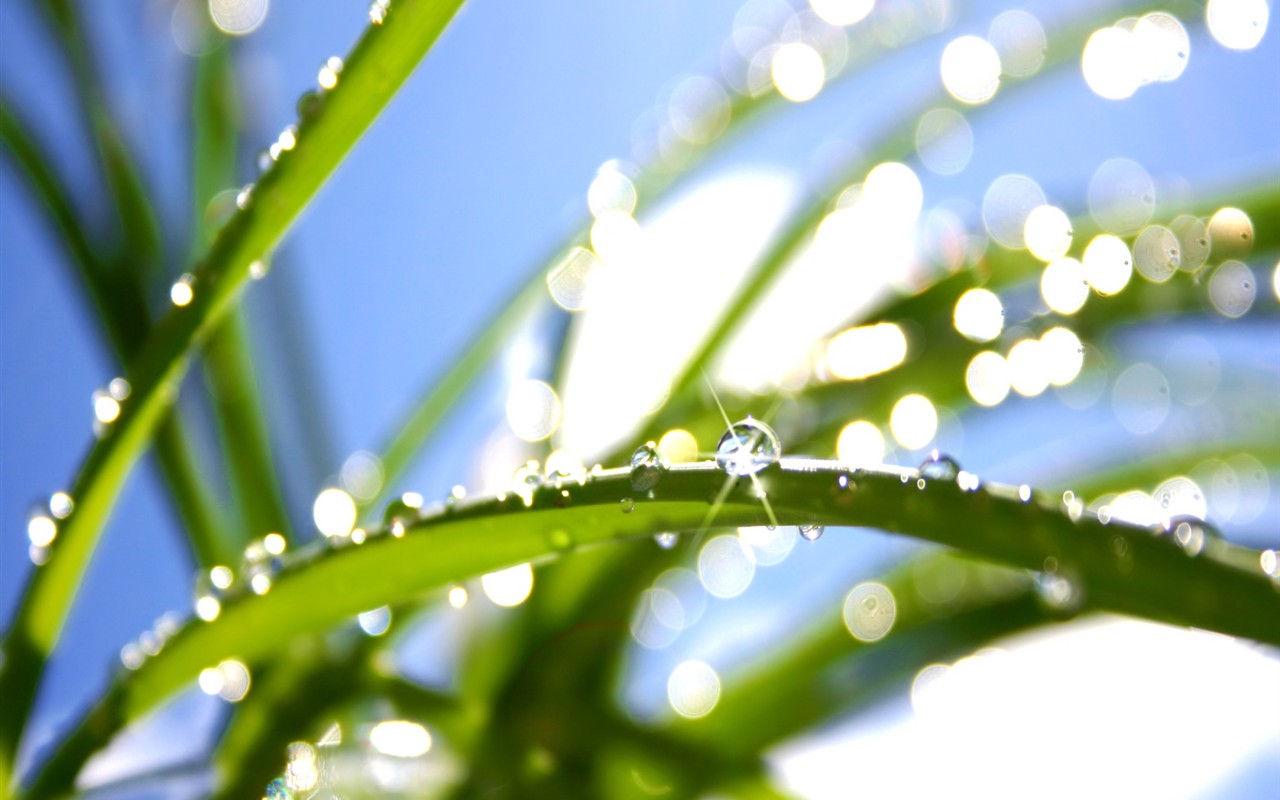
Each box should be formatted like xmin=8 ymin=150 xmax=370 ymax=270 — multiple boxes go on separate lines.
xmin=383 ymin=491 xmax=424 ymax=534
xmin=49 ymin=491 xmax=74 ymax=519
xmin=170 ymin=273 xmax=196 ymax=307
xmin=248 ymin=259 xmax=269 ymax=280
xmin=918 ymin=450 xmax=961 ymax=482
xmin=715 ymin=417 xmax=781 ymax=477
xmin=620 ymin=497 xmax=635 ymax=514
xmin=1035 ymin=570 xmax=1084 ymax=616
xmin=511 ymin=461 xmax=542 ymax=507
xmin=317 ymin=56 xmax=343 ymax=90
xmin=798 ymin=524 xmax=824 ymax=542
xmin=630 ymin=441 xmax=669 ymax=491
xmin=837 ymin=475 xmax=849 ymax=489
xmin=297 ymin=90 xmax=323 ymax=121
xmin=1018 ymin=484 xmax=1033 ymax=503
xmin=369 ymin=0 xmax=390 ymax=24
xmin=654 ymin=532 xmax=678 ymax=549
xmin=108 ymin=378 xmax=131 ymax=401
xmin=256 ymin=149 xmax=274 ymax=173
xmin=236 ymin=184 xmax=254 ymax=209
xmin=447 ymin=484 xmax=467 ymax=504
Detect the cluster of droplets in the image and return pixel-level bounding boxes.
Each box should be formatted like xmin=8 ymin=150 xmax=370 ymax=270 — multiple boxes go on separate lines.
xmin=257 ymin=124 xmax=298 ymax=175
xmin=241 ymin=533 xmax=288 ymax=595
xmin=369 ymin=0 xmax=391 ymax=24
xmin=193 ymin=564 xmax=236 ymax=621
xmin=27 ymin=491 xmax=74 ymax=565
xmin=91 ymin=377 xmax=132 ymax=437
xmin=119 ymin=612 xmax=184 ymax=671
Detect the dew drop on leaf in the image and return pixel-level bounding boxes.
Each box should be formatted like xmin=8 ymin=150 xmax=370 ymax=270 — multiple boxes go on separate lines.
xmin=918 ymin=449 xmax=961 ymax=482
xmin=630 ymin=441 xmax=669 ymax=491
xmin=798 ymin=524 xmax=824 ymax=542
xmin=715 ymin=418 xmax=780 ymax=477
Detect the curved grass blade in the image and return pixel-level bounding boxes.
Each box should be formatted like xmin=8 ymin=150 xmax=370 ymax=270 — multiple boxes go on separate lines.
xmin=0 ymin=98 xmax=233 ymax=568
xmin=25 ymin=459 xmax=1280 ymax=795
xmin=0 ymin=0 xmax=469 ymax=784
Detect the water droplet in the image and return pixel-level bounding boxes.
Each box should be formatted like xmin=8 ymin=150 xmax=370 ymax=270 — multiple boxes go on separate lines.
xmin=49 ymin=491 xmax=74 ymax=519
xmin=1018 ymin=484 xmax=1033 ymax=503
xmin=296 ymin=90 xmax=323 ymax=121
xmin=837 ymin=475 xmax=849 ymax=489
xmin=241 ymin=539 xmax=283 ymax=595
xmin=1035 ymin=569 xmax=1084 ymax=616
xmin=956 ymin=471 xmax=981 ymax=492
xmin=511 ymin=461 xmax=542 ymax=507
xmin=918 ymin=450 xmax=961 ymax=482
xmin=1260 ymin=549 xmax=1278 ymax=577
xmin=256 ymin=149 xmax=273 ymax=174
xmin=447 ymin=484 xmax=467 ymax=504
xmin=654 ymin=532 xmax=679 ymax=549
xmin=108 ymin=378 xmax=131 ymax=401
xmin=1166 ymin=516 xmax=1217 ymax=556
xmin=715 ymin=417 xmax=781 ymax=477
xmin=236 ymin=184 xmax=254 ymax=209
xmin=916 ymin=478 xmax=927 ymax=490
xmin=120 ymin=642 xmax=145 ymax=670
xmin=798 ymin=524 xmax=824 ymax=542
xmin=620 ymin=497 xmax=635 ymax=514
xmin=630 ymin=441 xmax=669 ymax=491
xmin=265 ymin=777 xmax=292 ymax=800
xmin=382 ymin=491 xmax=423 ymax=537
xmin=92 ymin=388 xmax=122 ymax=424
xmin=369 ymin=0 xmax=390 ymax=24
xmin=170 ymin=273 xmax=196 ymax=306
xmin=27 ymin=513 xmax=57 ymax=548
xmin=317 ymin=56 xmax=343 ymax=90
xmin=248 ymin=259 xmax=269 ymax=280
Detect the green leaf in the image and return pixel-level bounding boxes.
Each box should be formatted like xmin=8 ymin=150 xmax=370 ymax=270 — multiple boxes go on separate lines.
xmin=25 ymin=460 xmax=1279 ymax=795
xmin=0 ymin=0 xmax=469 ymax=785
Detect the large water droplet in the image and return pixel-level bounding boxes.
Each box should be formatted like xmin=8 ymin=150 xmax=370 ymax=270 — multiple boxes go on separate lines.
xmin=715 ymin=418 xmax=781 ymax=477
xmin=630 ymin=441 xmax=669 ymax=491
xmin=369 ymin=0 xmax=390 ymax=24
xmin=798 ymin=524 xmax=824 ymax=542
xmin=170 ymin=273 xmax=196 ymax=307
xmin=918 ymin=450 xmax=961 ymax=482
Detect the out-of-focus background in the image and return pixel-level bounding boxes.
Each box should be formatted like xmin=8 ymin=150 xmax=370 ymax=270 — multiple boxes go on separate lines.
xmin=2 ymin=0 xmax=1278 ymax=797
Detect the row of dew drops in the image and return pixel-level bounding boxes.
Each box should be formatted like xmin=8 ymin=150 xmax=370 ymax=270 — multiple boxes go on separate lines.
xmin=23 ymin=414 xmax=1277 ymax=682
xmin=166 ymin=0 xmax=388 ymax=310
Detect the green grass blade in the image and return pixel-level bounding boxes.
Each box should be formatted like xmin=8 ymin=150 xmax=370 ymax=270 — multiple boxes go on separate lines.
xmin=0 ymin=0 xmax=468 ymax=784
xmin=191 ymin=45 xmax=292 ymax=546
xmin=24 ymin=459 xmax=1280 ymax=795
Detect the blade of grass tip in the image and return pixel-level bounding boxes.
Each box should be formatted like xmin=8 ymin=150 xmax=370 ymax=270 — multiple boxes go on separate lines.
xmin=635 ymin=0 xmax=1201 ymax=445
xmin=0 ymin=96 xmax=233 ymax=569
xmin=25 ymin=460 xmax=1280 ymax=796
xmin=193 ymin=44 xmax=293 ymax=546
xmin=0 ymin=0 xmax=470 ymax=786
